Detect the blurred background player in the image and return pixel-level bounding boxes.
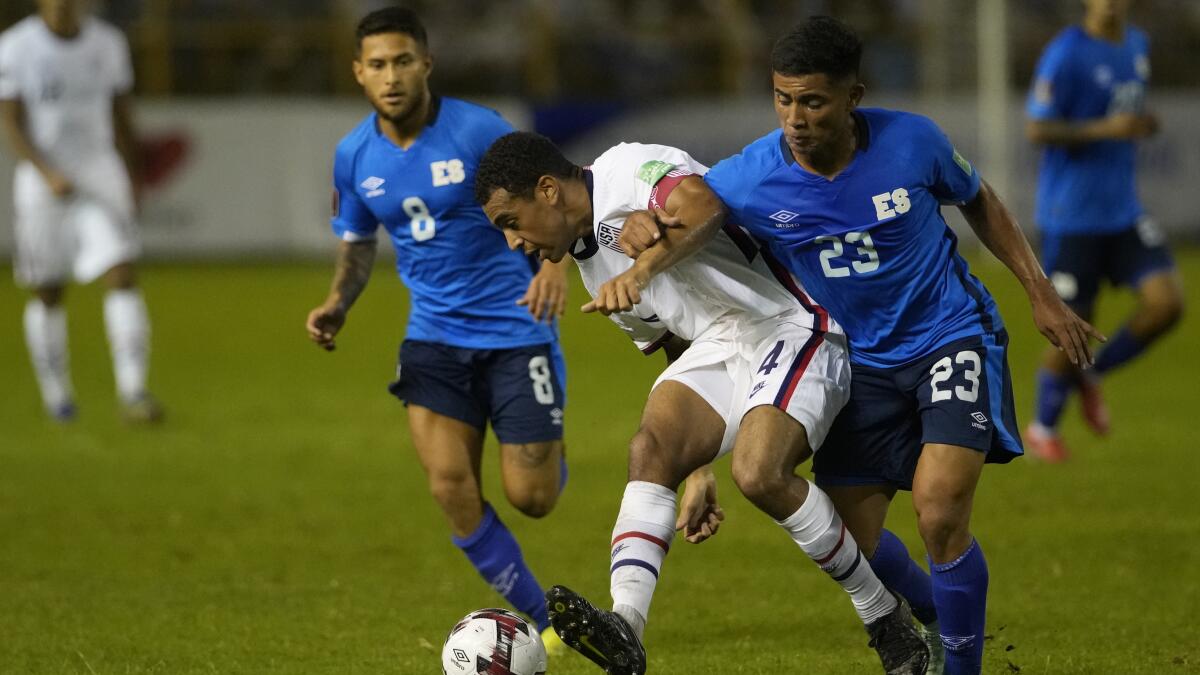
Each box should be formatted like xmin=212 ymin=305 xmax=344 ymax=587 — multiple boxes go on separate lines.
xmin=476 ymin=132 xmax=929 ymax=675
xmin=303 ymin=7 xmax=569 ymax=651
xmin=0 ymin=0 xmax=160 ymax=423
xmin=1024 ymin=0 xmax=1185 ymax=462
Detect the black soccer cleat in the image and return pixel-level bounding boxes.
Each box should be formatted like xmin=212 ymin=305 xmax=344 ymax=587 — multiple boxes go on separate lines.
xmin=866 ymin=593 xmax=930 ymax=675
xmin=546 ymin=584 xmax=646 ymax=675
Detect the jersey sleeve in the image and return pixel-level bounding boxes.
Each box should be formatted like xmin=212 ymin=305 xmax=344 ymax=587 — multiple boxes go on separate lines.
xmin=1026 ymin=35 xmax=1074 ymax=121
xmin=703 ymin=153 xmax=751 ymax=224
xmin=330 ymin=143 xmax=378 ymax=241
xmin=0 ymin=32 xmax=19 ymax=100
xmin=607 ymin=312 xmax=672 ymax=355
xmin=595 ymin=142 xmax=705 ymax=219
xmin=921 ymin=119 xmax=981 ymax=205
xmin=110 ymin=29 xmax=134 ymax=95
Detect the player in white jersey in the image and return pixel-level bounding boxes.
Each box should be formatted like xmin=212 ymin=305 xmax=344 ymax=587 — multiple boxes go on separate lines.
xmin=475 ymin=132 xmax=929 ymax=675
xmin=0 ymin=0 xmax=160 ymax=423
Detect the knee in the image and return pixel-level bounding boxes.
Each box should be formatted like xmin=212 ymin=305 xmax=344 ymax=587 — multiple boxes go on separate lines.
xmin=507 ymin=483 xmax=558 ymax=519
xmin=914 ymin=496 xmax=972 ymax=559
xmin=34 ymin=286 xmax=65 ymax=306
xmin=1148 ymin=295 xmax=1185 ymax=333
xmin=628 ymin=428 xmax=688 ymax=487
xmin=428 ymin=470 xmax=480 ymax=515
xmin=105 ymin=263 xmax=138 ymax=290
xmin=730 ymin=452 xmax=787 ymax=506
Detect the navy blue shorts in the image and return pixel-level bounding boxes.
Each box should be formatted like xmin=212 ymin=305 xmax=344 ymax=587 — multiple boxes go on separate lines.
xmin=813 ymin=332 xmax=1023 ymax=490
xmin=388 ymin=340 xmax=566 ymax=444
xmin=1041 ymin=218 xmax=1175 ymax=316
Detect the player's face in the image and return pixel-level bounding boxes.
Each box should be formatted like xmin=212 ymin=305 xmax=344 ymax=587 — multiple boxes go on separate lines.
xmin=483 ymin=184 xmax=573 ymax=263
xmin=1083 ymin=0 xmax=1132 ymax=23
xmin=772 ymin=71 xmax=864 ymax=164
xmin=37 ymin=0 xmax=82 ymax=28
xmin=353 ymin=32 xmax=432 ymax=125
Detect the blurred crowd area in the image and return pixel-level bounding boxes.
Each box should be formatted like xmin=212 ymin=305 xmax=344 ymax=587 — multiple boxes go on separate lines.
xmin=3 ymin=0 xmax=1199 ymax=98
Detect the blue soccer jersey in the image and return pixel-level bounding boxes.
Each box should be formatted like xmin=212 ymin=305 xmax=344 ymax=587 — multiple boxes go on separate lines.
xmin=331 ymin=97 xmax=555 ymax=349
xmin=1027 ymin=25 xmax=1149 ymax=235
xmin=705 ymin=108 xmax=1003 ymax=368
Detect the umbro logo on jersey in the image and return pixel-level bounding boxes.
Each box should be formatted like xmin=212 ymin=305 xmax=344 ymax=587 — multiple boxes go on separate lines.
xmin=550 ymin=408 xmax=564 ymax=426
xmin=360 ymin=176 xmax=386 ymax=198
xmin=769 ymin=209 xmax=799 ymax=224
xmin=971 ymin=411 xmax=989 ymax=430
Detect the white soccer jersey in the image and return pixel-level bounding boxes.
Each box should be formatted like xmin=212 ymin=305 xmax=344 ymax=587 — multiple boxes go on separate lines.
xmin=573 ymin=143 xmax=840 ymax=354
xmin=0 ymin=15 xmax=133 ymax=166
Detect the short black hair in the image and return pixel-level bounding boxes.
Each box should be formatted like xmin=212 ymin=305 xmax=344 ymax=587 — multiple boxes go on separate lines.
xmin=355 ymin=6 xmax=427 ymax=54
xmin=475 ymin=132 xmax=579 ymax=206
xmin=771 ymin=16 xmax=862 ymax=81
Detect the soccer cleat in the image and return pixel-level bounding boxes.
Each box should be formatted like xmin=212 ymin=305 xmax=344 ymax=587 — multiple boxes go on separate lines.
xmin=865 ymin=593 xmax=930 ymax=675
xmin=121 ymin=394 xmax=165 ymax=425
xmin=1078 ymin=374 xmax=1110 ymax=436
xmin=541 ymin=626 xmax=567 ymax=658
xmin=546 ymin=585 xmax=646 ymax=675
xmin=49 ymin=401 xmax=77 ymax=423
xmin=1024 ymin=422 xmax=1070 ymax=463
xmin=920 ymin=620 xmax=945 ymax=675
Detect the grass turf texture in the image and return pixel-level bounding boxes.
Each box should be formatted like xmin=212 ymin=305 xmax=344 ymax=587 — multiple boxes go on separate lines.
xmin=1 ymin=251 xmax=1197 ymax=674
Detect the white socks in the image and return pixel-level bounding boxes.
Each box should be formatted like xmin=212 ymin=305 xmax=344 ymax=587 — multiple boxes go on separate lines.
xmin=778 ymin=480 xmax=897 ymax=625
xmin=24 ymin=299 xmax=74 ymax=411
xmin=104 ymin=289 xmax=150 ymax=402
xmin=609 ymin=481 xmax=677 ymax=639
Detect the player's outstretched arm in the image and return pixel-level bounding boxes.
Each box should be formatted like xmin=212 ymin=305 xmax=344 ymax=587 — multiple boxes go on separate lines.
xmin=0 ymin=98 xmax=73 ymax=197
xmin=1026 ymin=112 xmax=1159 ymax=146
xmin=583 ymin=177 xmax=724 ymax=316
xmin=959 ymin=181 xmax=1105 ymax=367
xmin=676 ymin=464 xmax=725 ymax=544
xmin=306 ymin=239 xmax=377 ymax=351
xmin=519 ymin=257 xmax=571 ymax=324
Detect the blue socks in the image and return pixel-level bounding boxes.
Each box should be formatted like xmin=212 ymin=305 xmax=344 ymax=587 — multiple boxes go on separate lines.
xmin=930 ymin=539 xmax=989 ymax=675
xmin=1037 ymin=325 xmax=1147 ymax=431
xmin=1093 ymin=326 xmax=1146 ymax=375
xmin=453 ymin=503 xmax=550 ymax=631
xmin=867 ymin=529 xmax=937 ymax=625
xmin=1035 ymin=368 xmax=1073 ymax=429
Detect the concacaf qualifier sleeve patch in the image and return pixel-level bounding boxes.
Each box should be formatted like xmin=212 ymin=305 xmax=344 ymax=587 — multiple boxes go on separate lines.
xmin=636 ymin=160 xmax=675 ymax=185
xmin=952 ymin=149 xmax=974 ymax=177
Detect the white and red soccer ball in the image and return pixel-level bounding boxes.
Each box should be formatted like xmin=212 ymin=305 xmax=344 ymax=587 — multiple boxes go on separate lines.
xmin=441 ymin=608 xmax=547 ymax=675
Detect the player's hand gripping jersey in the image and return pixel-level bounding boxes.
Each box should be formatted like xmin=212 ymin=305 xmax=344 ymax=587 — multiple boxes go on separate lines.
xmin=578 ymin=143 xmax=848 ymax=455
xmin=1027 ymin=25 xmax=1149 ymax=235
xmin=705 ymin=109 xmax=1004 ymax=368
xmin=331 ymin=97 xmax=555 ymax=349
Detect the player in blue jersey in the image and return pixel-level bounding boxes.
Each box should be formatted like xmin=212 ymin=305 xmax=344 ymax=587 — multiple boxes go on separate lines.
xmin=1023 ymin=0 xmax=1184 ymax=462
xmin=620 ymin=17 xmax=1100 ymax=675
xmin=303 ymin=8 xmax=569 ymax=650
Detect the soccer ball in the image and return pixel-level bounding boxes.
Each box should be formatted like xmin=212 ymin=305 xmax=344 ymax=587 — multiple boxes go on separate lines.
xmin=441 ymin=608 xmax=547 ymax=675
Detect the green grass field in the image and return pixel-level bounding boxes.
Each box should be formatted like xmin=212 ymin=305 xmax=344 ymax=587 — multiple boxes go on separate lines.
xmin=1 ymin=250 xmax=1197 ymax=674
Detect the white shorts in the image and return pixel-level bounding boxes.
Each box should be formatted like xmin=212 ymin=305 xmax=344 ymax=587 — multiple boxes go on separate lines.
xmin=652 ymin=316 xmax=851 ymax=458
xmin=12 ymin=159 xmax=140 ymax=287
